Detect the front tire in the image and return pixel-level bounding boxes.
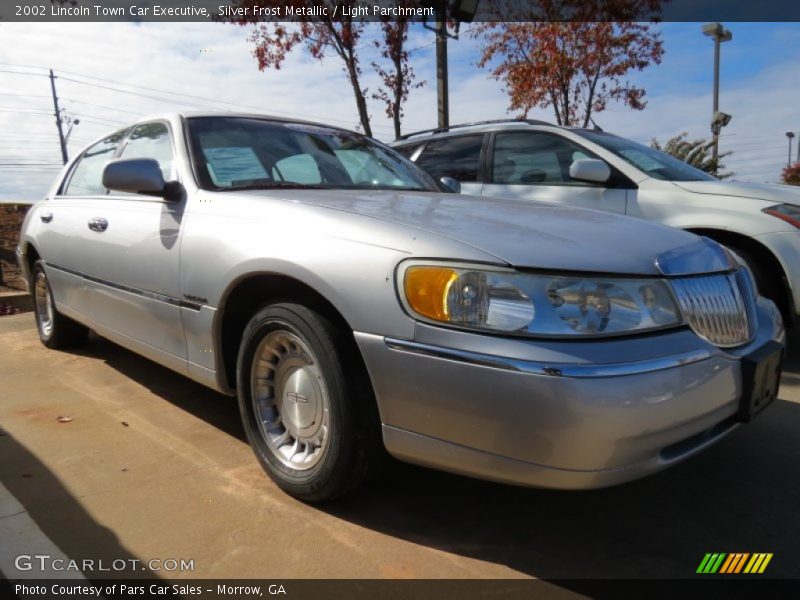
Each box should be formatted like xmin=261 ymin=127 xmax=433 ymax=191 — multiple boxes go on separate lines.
xmin=236 ymin=303 xmax=379 ymax=502
xmin=32 ymin=260 xmax=88 ymax=349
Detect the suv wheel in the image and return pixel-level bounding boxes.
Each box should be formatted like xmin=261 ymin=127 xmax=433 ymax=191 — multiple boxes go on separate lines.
xmin=32 ymin=260 xmax=89 ymax=349
xmin=236 ymin=303 xmax=380 ymax=502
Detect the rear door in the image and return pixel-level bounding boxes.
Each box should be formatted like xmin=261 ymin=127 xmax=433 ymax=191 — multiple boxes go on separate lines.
xmin=481 ymin=131 xmax=629 ymax=213
xmin=413 ymin=134 xmax=486 ymax=196
xmin=36 ymin=129 xmax=130 ymax=316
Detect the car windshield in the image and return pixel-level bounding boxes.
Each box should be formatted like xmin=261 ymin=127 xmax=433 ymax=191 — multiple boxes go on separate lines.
xmin=187 ymin=116 xmax=438 ymax=192
xmin=576 ymin=130 xmax=717 ymax=182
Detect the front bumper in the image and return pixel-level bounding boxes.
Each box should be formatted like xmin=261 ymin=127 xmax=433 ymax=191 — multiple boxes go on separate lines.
xmin=356 ymin=298 xmax=784 ymax=489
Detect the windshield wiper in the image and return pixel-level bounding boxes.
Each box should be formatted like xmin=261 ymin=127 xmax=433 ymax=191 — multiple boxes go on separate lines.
xmin=219 ymin=182 xmax=332 ymax=192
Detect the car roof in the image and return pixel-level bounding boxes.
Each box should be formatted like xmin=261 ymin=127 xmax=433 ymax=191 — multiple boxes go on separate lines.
xmin=393 ymin=119 xmax=603 ymax=145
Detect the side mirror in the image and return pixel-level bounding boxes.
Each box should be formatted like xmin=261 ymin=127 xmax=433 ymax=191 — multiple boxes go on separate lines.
xmin=440 ymin=176 xmax=461 ymax=194
xmin=569 ymin=159 xmax=611 ymax=184
xmin=103 ymin=158 xmax=181 ymax=202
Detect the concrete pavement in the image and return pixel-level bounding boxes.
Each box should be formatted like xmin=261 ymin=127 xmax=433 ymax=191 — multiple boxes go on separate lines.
xmin=1 ymin=313 xmax=799 ymax=584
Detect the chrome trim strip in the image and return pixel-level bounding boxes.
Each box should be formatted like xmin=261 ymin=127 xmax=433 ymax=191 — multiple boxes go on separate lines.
xmin=384 ymin=337 xmax=713 ymax=378
xmin=46 ymin=262 xmax=203 ymax=311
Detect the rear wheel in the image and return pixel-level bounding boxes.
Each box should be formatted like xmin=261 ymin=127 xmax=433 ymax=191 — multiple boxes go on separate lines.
xmin=236 ymin=303 xmax=380 ymax=502
xmin=32 ymin=260 xmax=88 ymax=349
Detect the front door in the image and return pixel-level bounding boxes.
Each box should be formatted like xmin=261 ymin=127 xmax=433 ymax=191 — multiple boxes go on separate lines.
xmin=481 ymin=131 xmax=628 ymax=213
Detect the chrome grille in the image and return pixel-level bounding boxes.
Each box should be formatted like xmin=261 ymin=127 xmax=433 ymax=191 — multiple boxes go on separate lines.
xmin=670 ymin=270 xmax=756 ymax=347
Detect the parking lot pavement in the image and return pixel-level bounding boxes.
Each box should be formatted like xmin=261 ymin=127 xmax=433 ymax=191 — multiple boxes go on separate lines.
xmin=1 ymin=313 xmax=799 ymax=584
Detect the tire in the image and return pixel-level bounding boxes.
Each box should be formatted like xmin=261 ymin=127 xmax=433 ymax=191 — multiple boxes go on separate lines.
xmin=727 ymin=246 xmax=787 ymax=322
xmin=32 ymin=260 xmax=89 ymax=349
xmin=236 ymin=303 xmax=381 ymax=502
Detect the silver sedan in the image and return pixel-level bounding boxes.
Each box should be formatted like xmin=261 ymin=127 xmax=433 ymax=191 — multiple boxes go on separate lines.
xmin=17 ymin=113 xmax=786 ymax=501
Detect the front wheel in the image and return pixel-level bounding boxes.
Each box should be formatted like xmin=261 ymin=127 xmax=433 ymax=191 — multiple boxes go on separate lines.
xmin=32 ymin=260 xmax=88 ymax=349
xmin=236 ymin=303 xmax=379 ymax=502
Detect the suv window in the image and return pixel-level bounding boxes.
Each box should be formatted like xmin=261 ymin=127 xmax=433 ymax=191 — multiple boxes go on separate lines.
xmin=415 ymin=135 xmax=484 ymax=182
xmin=394 ymin=144 xmax=420 ymax=159
xmin=118 ymin=122 xmax=174 ymax=181
xmin=64 ymin=129 xmax=129 ymax=196
xmin=492 ymin=132 xmax=598 ymax=185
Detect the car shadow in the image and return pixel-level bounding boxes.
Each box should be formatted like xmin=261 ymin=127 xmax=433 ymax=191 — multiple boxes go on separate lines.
xmin=65 ymin=330 xmax=800 ymax=582
xmin=0 ymin=430 xmax=157 ymax=580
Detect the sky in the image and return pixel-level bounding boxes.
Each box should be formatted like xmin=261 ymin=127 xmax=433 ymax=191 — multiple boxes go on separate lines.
xmin=1 ymin=20 xmax=798 ymax=200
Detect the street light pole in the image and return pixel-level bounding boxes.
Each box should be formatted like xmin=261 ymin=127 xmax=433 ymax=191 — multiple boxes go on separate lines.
xmin=702 ymin=23 xmax=732 ymax=167
xmin=787 ymin=132 xmax=796 ymax=168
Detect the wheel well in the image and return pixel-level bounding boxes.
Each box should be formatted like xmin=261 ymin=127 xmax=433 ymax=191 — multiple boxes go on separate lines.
xmin=217 ymin=274 xmax=360 ymax=391
xmin=688 ymin=228 xmax=793 ymax=321
xmin=25 ymin=243 xmax=41 ymax=286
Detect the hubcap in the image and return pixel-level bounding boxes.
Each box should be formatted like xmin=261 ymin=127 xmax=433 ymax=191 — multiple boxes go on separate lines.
xmin=250 ymin=330 xmax=330 ymax=470
xmin=34 ymin=272 xmax=54 ymax=338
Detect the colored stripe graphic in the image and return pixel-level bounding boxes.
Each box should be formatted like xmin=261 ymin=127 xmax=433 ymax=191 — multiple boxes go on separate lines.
xmin=699 ymin=553 xmax=773 ymax=574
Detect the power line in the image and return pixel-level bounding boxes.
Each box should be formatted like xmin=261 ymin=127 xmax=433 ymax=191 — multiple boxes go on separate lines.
xmin=2 ymin=62 xmax=393 ymax=132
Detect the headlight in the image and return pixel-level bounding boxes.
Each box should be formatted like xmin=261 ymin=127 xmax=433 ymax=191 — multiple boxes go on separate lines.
xmin=763 ymin=203 xmax=800 ymax=229
xmin=401 ymin=263 xmax=682 ymax=337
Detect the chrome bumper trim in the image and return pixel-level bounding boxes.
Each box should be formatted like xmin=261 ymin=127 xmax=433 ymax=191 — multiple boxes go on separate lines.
xmin=384 ymin=337 xmax=713 ymax=378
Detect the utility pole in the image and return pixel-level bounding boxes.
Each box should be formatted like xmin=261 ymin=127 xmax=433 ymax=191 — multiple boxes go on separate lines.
xmin=434 ymin=4 xmax=449 ymax=130
xmin=702 ymin=23 xmax=732 ymax=167
xmin=49 ymin=69 xmax=68 ymax=165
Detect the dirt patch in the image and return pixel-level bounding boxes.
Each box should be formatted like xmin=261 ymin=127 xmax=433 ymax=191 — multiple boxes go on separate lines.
xmin=1 ymin=203 xmax=31 ymax=289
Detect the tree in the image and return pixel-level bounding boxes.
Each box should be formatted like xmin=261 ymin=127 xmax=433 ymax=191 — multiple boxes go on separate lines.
xmin=371 ymin=2 xmax=425 ymax=139
xmin=228 ymin=2 xmax=372 ymax=136
xmin=651 ymin=132 xmax=734 ymax=179
xmin=473 ymin=1 xmax=664 ymax=127
xmin=782 ymin=163 xmax=800 ymax=186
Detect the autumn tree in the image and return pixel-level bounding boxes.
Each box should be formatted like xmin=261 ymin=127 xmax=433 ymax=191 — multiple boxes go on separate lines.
xmin=782 ymin=163 xmax=800 ymax=186
xmin=473 ymin=1 xmax=664 ymax=127
xmin=228 ymin=2 xmax=373 ymax=136
xmin=372 ymin=2 xmax=425 ymax=139
xmin=651 ymin=132 xmax=733 ymax=179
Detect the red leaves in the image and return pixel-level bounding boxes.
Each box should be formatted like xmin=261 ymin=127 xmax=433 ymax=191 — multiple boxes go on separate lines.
xmin=371 ymin=1 xmax=426 ymax=138
xmin=781 ymin=163 xmax=800 ymax=186
xmin=474 ymin=1 xmax=664 ymax=126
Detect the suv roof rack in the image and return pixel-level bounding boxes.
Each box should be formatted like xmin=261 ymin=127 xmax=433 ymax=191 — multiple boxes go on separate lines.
xmin=395 ymin=118 xmax=554 ymax=141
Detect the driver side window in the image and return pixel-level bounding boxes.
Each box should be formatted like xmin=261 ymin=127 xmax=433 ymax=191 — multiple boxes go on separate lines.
xmin=492 ymin=132 xmax=600 ymax=186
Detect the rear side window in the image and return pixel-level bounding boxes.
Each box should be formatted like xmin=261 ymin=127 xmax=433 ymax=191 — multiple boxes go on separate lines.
xmin=118 ymin=122 xmax=174 ymax=181
xmin=394 ymin=144 xmax=420 ymax=159
xmin=415 ymin=135 xmax=484 ymax=182
xmin=64 ymin=129 xmax=129 ymax=196
xmin=491 ymin=132 xmax=596 ymax=185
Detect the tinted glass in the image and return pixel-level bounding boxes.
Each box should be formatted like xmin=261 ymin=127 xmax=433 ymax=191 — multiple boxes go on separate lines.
xmin=187 ymin=117 xmax=437 ymax=192
xmin=415 ymin=135 xmax=484 ymax=182
xmin=64 ymin=129 xmax=129 ymax=196
xmin=393 ymin=144 xmax=419 ymax=159
xmin=492 ymin=132 xmax=597 ymax=185
xmin=118 ymin=122 xmax=174 ymax=180
xmin=576 ymin=130 xmax=716 ymax=182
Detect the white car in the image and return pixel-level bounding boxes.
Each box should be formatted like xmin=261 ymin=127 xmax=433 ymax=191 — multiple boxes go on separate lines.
xmin=394 ymin=120 xmax=800 ymax=324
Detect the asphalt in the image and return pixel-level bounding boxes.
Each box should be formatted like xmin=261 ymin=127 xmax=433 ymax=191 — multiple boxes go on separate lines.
xmin=1 ymin=313 xmax=799 ymax=585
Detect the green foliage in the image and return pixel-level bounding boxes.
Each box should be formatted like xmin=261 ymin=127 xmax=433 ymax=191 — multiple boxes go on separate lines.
xmin=651 ymin=132 xmax=733 ymax=179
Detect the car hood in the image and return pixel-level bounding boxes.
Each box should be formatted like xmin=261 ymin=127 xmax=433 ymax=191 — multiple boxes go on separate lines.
xmin=255 ymin=189 xmax=703 ymax=276
xmin=672 ymin=180 xmax=800 ymax=205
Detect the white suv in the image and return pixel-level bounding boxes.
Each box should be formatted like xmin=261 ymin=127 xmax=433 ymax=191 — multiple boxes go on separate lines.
xmin=393 ymin=120 xmax=800 ymax=323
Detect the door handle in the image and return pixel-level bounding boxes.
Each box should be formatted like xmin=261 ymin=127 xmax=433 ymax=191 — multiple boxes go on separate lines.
xmin=40 ymin=212 xmax=53 ymax=223
xmin=88 ymin=217 xmax=108 ymax=232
